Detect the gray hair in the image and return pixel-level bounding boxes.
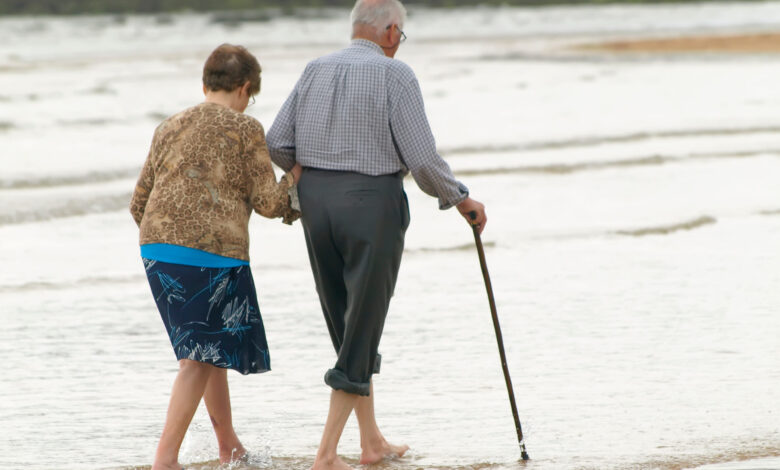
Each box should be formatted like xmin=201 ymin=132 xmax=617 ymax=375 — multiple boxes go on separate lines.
xmin=351 ymin=0 xmax=407 ymax=31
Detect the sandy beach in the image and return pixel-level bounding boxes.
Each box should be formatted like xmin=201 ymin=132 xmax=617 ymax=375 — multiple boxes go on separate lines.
xmin=577 ymin=32 xmax=780 ymax=53
xmin=2 ymin=2 xmax=780 ymax=469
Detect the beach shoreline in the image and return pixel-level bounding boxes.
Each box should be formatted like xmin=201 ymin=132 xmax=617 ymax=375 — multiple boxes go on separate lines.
xmin=690 ymin=455 xmax=780 ymax=470
xmin=576 ymin=32 xmax=780 ymax=53
xmin=3 ymin=3 xmax=780 ymax=469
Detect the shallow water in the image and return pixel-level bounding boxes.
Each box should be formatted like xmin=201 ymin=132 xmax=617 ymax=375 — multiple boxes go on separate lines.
xmin=1 ymin=3 xmax=780 ymax=470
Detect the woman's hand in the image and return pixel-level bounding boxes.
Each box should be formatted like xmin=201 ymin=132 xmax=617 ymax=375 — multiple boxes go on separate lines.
xmin=291 ymin=163 xmax=303 ymax=184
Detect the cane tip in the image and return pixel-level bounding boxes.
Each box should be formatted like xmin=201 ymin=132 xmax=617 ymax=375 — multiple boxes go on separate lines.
xmin=521 ymin=451 xmax=530 ymax=461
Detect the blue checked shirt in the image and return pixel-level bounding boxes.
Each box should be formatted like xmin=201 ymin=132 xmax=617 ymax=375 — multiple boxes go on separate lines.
xmin=266 ymin=39 xmax=469 ymax=210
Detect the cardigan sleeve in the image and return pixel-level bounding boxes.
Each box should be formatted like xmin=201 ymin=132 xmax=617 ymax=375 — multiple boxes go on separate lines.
xmin=245 ymin=121 xmax=300 ymax=224
xmin=129 ymin=127 xmax=159 ymax=226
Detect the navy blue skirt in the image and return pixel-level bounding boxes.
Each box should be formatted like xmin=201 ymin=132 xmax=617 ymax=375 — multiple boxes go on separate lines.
xmin=143 ymin=258 xmax=270 ymax=375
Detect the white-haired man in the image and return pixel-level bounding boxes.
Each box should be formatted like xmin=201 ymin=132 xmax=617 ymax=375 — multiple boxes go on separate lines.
xmin=267 ymin=0 xmax=487 ymax=468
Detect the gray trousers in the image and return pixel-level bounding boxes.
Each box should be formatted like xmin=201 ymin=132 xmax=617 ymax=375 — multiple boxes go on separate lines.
xmin=298 ymin=168 xmax=410 ymax=396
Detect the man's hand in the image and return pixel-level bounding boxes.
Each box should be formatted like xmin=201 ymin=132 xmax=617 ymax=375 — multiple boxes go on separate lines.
xmin=456 ymin=197 xmax=487 ymax=234
xmin=291 ymin=163 xmax=303 ymax=184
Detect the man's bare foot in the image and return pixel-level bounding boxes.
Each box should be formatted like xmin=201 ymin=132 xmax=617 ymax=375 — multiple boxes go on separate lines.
xmin=359 ymin=439 xmax=409 ymax=465
xmin=311 ymin=454 xmax=355 ymax=470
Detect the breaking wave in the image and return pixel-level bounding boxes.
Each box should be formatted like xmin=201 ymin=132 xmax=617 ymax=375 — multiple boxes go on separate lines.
xmin=0 ymin=191 xmax=132 ymax=226
xmin=615 ymin=216 xmax=717 ymax=237
xmin=79 ymin=84 xmax=117 ymax=96
xmin=441 ymin=125 xmax=780 ymax=156
xmin=0 ymin=168 xmax=139 ymax=189
xmin=453 ymin=149 xmax=778 ymax=177
xmin=0 ymin=274 xmax=145 ymax=294
xmin=407 ymin=241 xmax=496 ymax=254
xmin=56 ymin=117 xmax=126 ymax=127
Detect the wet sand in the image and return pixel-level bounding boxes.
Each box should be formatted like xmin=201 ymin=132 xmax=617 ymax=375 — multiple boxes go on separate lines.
xmin=5 ymin=5 xmax=780 ymax=470
xmin=577 ymin=32 xmax=780 ymax=53
xmin=115 ymin=457 xmax=507 ymax=470
xmin=114 ymin=454 xmax=780 ymax=470
xmin=690 ymin=455 xmax=780 ymax=470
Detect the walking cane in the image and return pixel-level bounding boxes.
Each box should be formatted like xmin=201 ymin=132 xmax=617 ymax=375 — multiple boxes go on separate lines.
xmin=469 ymin=211 xmax=530 ymax=461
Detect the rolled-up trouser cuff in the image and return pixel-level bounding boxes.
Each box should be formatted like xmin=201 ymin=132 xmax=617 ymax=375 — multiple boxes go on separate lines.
xmin=324 ymin=368 xmax=371 ymax=396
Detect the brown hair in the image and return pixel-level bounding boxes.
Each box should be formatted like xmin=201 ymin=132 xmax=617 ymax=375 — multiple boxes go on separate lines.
xmin=202 ymin=44 xmax=261 ymax=95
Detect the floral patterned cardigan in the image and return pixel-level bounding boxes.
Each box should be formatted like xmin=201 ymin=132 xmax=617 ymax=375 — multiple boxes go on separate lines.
xmin=130 ymin=102 xmax=298 ymax=262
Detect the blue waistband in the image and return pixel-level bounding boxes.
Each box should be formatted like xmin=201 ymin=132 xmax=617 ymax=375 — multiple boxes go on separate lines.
xmin=140 ymin=244 xmax=248 ymax=268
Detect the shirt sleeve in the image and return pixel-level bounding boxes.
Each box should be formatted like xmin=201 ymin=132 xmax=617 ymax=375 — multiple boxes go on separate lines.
xmin=245 ymin=122 xmax=300 ymax=223
xmin=129 ymin=128 xmax=158 ymax=226
xmin=389 ymin=76 xmax=469 ymax=210
xmin=267 ymin=80 xmax=300 ymax=172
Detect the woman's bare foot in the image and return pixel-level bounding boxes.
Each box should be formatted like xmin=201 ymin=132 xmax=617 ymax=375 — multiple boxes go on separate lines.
xmin=151 ymin=460 xmax=183 ymax=470
xmin=219 ymin=443 xmax=247 ymax=464
xmin=359 ymin=439 xmax=409 ymax=465
xmin=311 ymin=454 xmax=355 ymax=470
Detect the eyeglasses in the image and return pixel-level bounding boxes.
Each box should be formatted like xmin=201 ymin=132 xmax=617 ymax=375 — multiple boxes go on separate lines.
xmin=249 ymin=95 xmax=256 ymax=107
xmin=386 ymin=24 xmax=407 ymax=44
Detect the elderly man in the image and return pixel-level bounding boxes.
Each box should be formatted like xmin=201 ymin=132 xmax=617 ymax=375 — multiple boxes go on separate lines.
xmin=267 ymin=0 xmax=487 ymax=468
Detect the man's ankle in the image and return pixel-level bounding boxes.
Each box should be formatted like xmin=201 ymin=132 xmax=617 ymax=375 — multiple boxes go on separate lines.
xmin=362 ymin=431 xmax=388 ymax=445
xmin=315 ymin=451 xmax=339 ymax=464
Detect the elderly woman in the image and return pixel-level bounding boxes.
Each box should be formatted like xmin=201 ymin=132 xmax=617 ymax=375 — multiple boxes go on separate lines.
xmin=130 ymin=44 xmax=301 ymax=470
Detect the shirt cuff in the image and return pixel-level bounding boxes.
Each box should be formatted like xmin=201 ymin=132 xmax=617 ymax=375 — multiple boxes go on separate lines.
xmin=439 ymin=182 xmax=469 ymax=210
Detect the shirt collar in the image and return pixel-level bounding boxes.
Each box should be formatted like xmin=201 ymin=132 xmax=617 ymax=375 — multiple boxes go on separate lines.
xmin=350 ymin=39 xmax=385 ymax=56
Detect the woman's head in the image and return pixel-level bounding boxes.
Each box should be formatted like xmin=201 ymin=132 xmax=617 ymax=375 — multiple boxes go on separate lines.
xmin=202 ymin=44 xmax=262 ymax=96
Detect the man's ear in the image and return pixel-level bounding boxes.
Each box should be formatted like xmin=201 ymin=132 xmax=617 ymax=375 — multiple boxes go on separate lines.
xmin=384 ymin=25 xmax=395 ymax=45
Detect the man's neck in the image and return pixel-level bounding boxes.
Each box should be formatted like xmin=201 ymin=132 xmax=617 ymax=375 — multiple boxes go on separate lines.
xmin=352 ymin=34 xmax=393 ymax=58
xmin=352 ymin=34 xmax=378 ymax=44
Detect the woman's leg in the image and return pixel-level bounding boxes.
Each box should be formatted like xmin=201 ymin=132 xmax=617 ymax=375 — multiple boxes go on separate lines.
xmin=354 ymin=381 xmax=409 ymax=464
xmin=152 ymin=359 xmax=215 ymax=470
xmin=203 ymin=367 xmax=247 ymax=463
